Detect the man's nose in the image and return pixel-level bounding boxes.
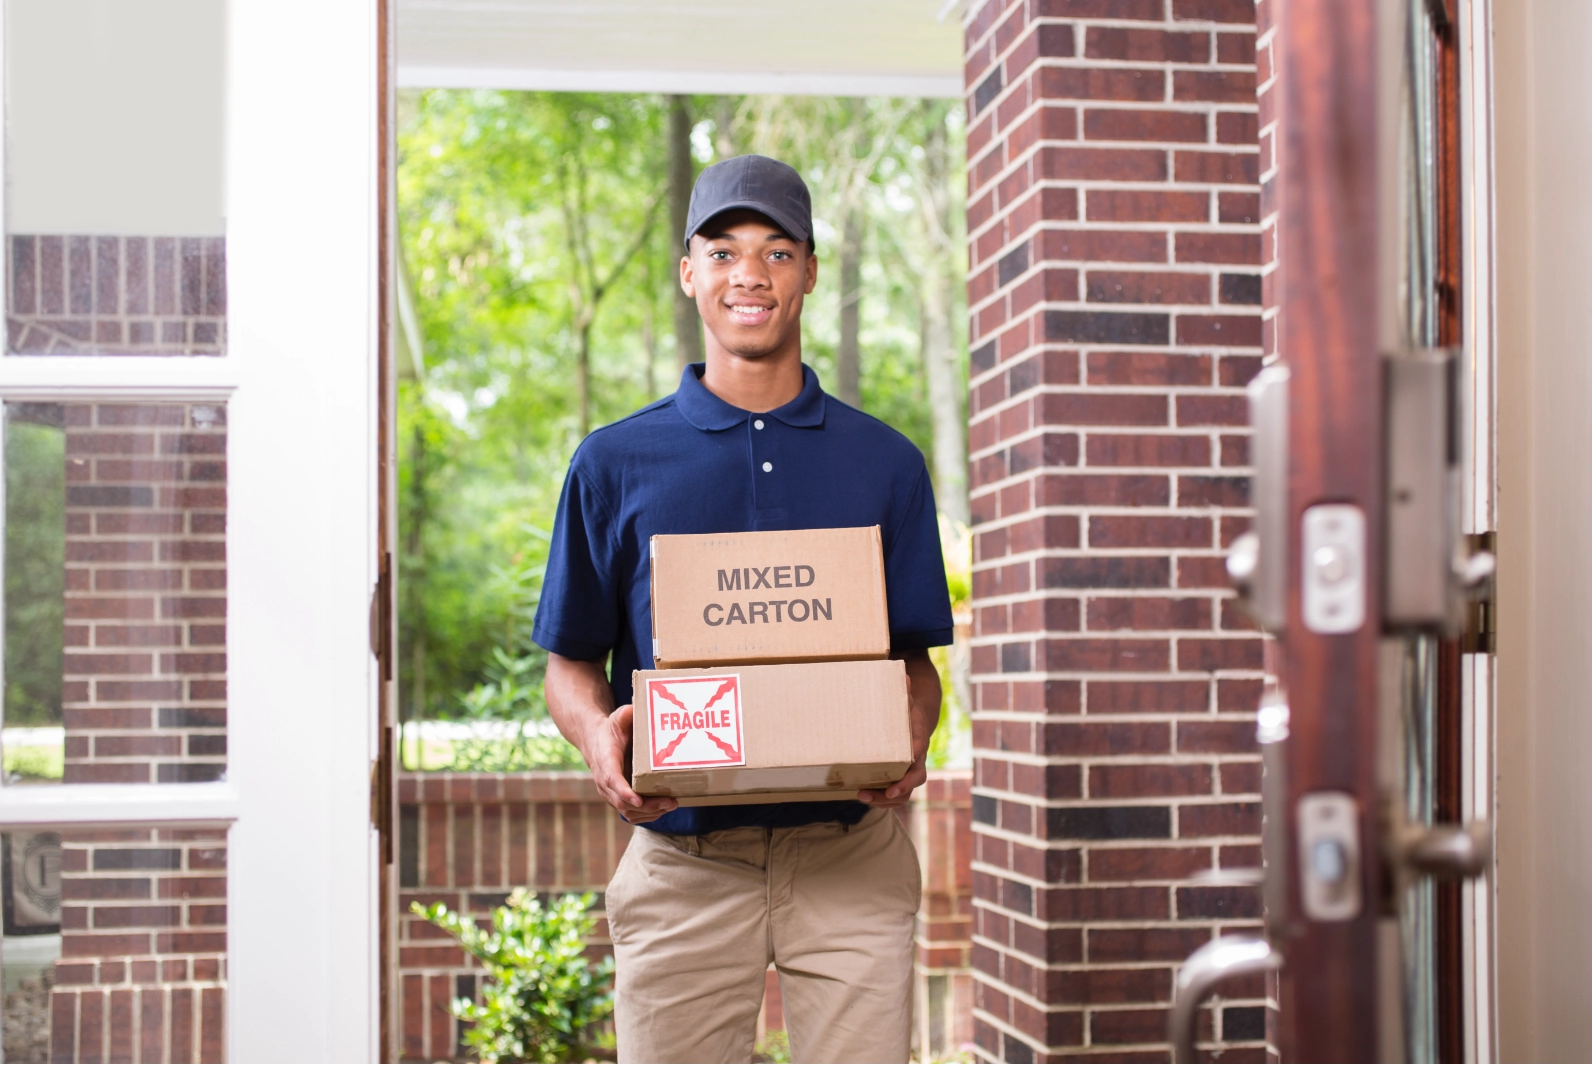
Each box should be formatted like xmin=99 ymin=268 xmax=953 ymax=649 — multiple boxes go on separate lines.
xmin=730 ymin=255 xmax=772 ymax=289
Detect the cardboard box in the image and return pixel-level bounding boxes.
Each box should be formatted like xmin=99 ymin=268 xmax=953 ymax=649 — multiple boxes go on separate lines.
xmin=631 ymin=660 xmax=911 ymax=806
xmin=649 ymin=526 xmax=890 ymax=669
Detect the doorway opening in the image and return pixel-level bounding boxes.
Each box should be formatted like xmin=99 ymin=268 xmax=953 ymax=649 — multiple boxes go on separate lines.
xmin=389 ymin=89 xmax=976 ymax=1062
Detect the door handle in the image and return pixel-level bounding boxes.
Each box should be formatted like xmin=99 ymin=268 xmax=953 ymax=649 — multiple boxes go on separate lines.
xmin=1168 ymin=936 xmax=1283 ymax=1064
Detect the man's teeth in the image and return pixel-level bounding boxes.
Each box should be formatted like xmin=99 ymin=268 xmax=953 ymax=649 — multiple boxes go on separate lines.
xmin=730 ymin=305 xmax=769 ymax=314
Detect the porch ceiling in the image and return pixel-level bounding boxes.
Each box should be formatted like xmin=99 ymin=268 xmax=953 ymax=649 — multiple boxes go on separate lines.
xmin=396 ymin=0 xmax=964 ymax=98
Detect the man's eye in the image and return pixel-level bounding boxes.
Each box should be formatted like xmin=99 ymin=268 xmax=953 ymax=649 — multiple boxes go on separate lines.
xmin=771 ymin=251 xmax=789 ymax=260
xmin=710 ymin=250 xmax=729 ymax=260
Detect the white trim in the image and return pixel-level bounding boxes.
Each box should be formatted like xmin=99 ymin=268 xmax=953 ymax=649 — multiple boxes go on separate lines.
xmin=0 ymin=782 xmax=239 ymax=828
xmin=1459 ymin=0 xmax=1499 ymax=1062
xmin=397 ymin=64 xmax=964 ymax=99
xmin=223 ymin=0 xmax=381 ymax=1061
xmin=0 ymin=357 xmax=239 ymax=396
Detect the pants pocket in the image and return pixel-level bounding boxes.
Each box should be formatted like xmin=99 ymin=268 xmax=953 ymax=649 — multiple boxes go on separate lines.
xmin=605 ymin=835 xmax=639 ymax=946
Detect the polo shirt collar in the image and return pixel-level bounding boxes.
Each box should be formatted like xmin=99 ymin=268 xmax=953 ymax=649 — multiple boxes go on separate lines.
xmin=674 ymin=362 xmax=827 ymax=431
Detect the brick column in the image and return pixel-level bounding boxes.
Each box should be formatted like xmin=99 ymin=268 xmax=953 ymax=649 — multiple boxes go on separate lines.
xmin=63 ymin=401 xmax=227 ymax=784
xmin=963 ymin=0 xmax=1266 ymax=1060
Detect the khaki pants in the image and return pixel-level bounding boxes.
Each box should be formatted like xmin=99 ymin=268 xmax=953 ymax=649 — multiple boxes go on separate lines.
xmin=606 ymin=807 xmax=921 ymax=1063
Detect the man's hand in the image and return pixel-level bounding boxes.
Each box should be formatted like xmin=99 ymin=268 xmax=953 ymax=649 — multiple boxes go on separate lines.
xmin=857 ymin=649 xmax=941 ymax=810
xmin=546 ymin=653 xmax=678 ymax=824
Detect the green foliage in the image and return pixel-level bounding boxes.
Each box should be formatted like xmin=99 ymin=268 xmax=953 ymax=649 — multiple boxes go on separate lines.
xmin=411 ymin=890 xmax=614 ymax=1064
xmin=933 ymin=1046 xmax=976 ymax=1063
xmin=927 ymin=515 xmax=972 ymax=771
xmin=397 ymin=91 xmax=669 ymax=726
xmin=396 ymin=91 xmax=970 ymax=775
xmin=4 ymin=410 xmax=64 ymax=729
xmin=754 ymin=1029 xmax=791 ymax=1063
xmin=3 ymin=744 xmax=62 ymax=782
xmin=444 ymin=648 xmax=584 ymax=772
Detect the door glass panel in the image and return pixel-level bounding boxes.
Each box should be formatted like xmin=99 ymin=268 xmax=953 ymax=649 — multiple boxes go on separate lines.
xmin=3 ymin=401 xmax=227 ymax=785
xmin=0 ymin=824 xmax=226 ymax=1063
xmin=4 ymin=0 xmax=227 ymax=356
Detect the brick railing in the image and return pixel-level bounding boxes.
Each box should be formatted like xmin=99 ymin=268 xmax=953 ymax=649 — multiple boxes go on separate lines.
xmin=396 ymin=769 xmax=973 ymax=1062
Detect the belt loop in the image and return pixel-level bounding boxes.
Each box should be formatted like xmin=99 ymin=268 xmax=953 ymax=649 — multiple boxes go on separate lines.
xmin=687 ymin=835 xmax=700 ymax=857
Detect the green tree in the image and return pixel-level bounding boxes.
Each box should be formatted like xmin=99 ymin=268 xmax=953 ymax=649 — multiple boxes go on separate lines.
xmin=395 ymin=90 xmax=970 ymax=771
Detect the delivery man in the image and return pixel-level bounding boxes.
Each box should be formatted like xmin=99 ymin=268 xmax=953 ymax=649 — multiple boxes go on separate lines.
xmin=535 ymin=154 xmax=954 ymax=1064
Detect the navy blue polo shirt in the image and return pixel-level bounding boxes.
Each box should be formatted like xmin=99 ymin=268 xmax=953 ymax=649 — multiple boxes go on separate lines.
xmin=532 ymin=362 xmax=954 ymax=835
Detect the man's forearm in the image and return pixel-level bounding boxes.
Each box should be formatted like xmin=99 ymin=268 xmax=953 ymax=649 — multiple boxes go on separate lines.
xmin=900 ymin=649 xmax=942 ymax=759
xmin=545 ymin=653 xmax=616 ymax=761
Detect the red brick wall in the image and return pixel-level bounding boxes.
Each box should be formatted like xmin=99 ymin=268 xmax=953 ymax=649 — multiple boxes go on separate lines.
xmin=1256 ymin=0 xmax=1278 ymax=359
xmin=912 ymin=771 xmax=976 ymax=1060
xmin=397 ymin=770 xmax=975 ymax=1062
xmin=7 ymin=237 xmax=227 ymax=355
xmin=63 ymin=401 xmax=227 ymax=784
xmin=49 ymin=826 xmax=227 ymax=1062
xmin=962 ymin=0 xmax=1267 ymax=1060
xmin=396 ymin=772 xmax=629 ymax=1061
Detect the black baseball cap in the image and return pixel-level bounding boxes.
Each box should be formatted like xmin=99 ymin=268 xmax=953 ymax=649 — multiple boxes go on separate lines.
xmin=684 ymin=154 xmax=813 ymax=252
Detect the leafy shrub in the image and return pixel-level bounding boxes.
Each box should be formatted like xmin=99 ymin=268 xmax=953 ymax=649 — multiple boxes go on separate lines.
xmin=445 ymin=647 xmax=583 ymax=772
xmin=412 ymin=889 xmax=614 ymax=1063
xmin=753 ymin=1029 xmax=791 ymax=1063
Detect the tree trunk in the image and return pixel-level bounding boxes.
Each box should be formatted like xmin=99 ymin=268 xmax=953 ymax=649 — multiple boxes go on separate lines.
xmin=667 ymin=95 xmax=702 ymax=371
xmin=577 ymin=319 xmax=592 ymax=437
xmin=404 ymin=413 xmax=428 ymax=725
xmin=714 ymin=97 xmax=737 ymax=159
xmin=921 ymin=272 xmax=967 ymax=525
xmin=836 ymin=204 xmax=863 ymax=408
xmin=919 ymin=106 xmax=968 ymax=524
xmin=642 ymin=285 xmax=657 ymax=399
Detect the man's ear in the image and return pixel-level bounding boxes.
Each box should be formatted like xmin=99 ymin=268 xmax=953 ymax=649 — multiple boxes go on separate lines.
xmin=803 ymin=249 xmax=818 ymax=295
xmin=679 ymin=251 xmax=696 ymax=298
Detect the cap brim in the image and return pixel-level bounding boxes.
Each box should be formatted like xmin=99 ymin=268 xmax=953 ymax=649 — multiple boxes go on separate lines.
xmin=687 ymin=201 xmax=812 ymax=249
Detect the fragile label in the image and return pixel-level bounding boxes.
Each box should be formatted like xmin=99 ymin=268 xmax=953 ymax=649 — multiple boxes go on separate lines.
xmin=645 ymin=674 xmax=745 ymax=770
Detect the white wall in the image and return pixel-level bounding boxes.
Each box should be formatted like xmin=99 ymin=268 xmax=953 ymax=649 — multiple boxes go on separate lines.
xmin=5 ymin=0 xmax=225 ymax=235
xmin=1494 ymin=0 xmax=1592 ymax=1060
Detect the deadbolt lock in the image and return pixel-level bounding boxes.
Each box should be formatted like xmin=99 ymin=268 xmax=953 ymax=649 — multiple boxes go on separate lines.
xmin=1297 ymin=791 xmax=1362 ymax=921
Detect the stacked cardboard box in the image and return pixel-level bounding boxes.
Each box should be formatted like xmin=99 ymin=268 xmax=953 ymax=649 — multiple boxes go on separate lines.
xmin=633 ymin=526 xmax=912 ymax=806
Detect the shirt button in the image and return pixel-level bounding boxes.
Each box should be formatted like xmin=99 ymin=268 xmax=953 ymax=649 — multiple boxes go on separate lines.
xmin=762 ymin=461 xmax=773 ymax=473
xmin=754 ymin=419 xmax=765 ymax=430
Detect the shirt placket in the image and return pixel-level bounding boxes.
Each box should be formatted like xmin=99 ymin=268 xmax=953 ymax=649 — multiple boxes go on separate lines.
xmin=748 ymin=414 xmax=789 ymax=527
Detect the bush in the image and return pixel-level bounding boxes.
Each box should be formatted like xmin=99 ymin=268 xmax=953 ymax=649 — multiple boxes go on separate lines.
xmin=411 ymin=889 xmax=614 ymax=1063
xmin=444 ymin=647 xmax=584 ymax=772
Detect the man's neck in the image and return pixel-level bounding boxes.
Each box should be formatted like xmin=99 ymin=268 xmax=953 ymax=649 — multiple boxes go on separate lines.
xmin=699 ymin=347 xmax=805 ymax=413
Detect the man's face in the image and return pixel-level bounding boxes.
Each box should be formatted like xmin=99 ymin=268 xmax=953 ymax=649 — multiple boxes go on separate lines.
xmin=681 ymin=210 xmax=818 ymax=360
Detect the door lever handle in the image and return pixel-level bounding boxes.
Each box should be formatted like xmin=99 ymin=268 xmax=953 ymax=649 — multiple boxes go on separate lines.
xmin=1168 ymin=936 xmax=1282 ymax=1064
xmin=1396 ymin=821 xmax=1491 ymax=879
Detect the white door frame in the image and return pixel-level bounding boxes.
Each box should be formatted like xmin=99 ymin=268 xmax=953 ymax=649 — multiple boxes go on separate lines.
xmin=0 ymin=0 xmax=384 ymax=1061
xmin=1458 ymin=0 xmax=1499 ymax=1061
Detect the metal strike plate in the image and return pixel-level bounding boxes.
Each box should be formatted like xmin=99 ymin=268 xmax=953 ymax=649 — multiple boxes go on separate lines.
xmin=1227 ymin=365 xmax=1290 ymax=634
xmin=1302 ymin=504 xmax=1366 ymax=634
xmin=1384 ymin=349 xmax=1462 ymax=630
xmin=1298 ymin=791 xmax=1362 ymax=921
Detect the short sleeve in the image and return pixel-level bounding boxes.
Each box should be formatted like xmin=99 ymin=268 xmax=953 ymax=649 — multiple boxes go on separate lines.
xmin=883 ymin=467 xmax=955 ymax=651
xmin=531 ymin=459 xmax=622 ymax=661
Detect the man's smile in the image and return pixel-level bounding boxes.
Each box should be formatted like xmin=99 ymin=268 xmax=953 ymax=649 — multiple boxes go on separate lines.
xmin=726 ymin=301 xmax=774 ymax=325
